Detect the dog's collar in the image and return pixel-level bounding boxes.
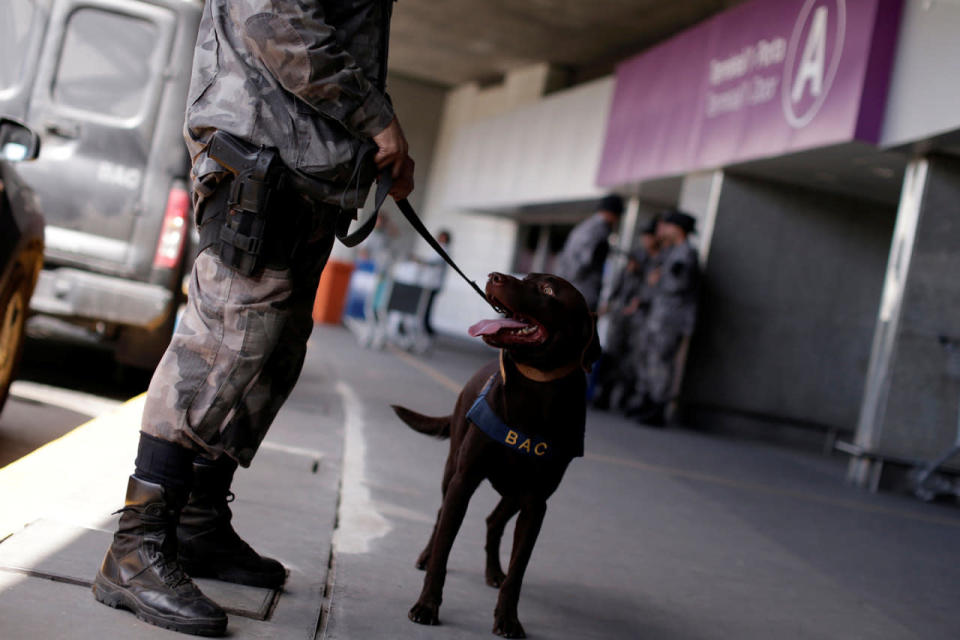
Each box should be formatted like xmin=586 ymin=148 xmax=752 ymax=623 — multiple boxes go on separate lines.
xmin=500 ymin=351 xmax=579 ymax=384
xmin=467 ymin=375 xmax=555 ymax=459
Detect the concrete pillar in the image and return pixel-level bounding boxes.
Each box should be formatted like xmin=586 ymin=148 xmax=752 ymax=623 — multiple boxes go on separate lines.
xmin=668 ymin=171 xmax=724 ymax=408
xmin=601 ymin=194 xmax=640 ymax=285
xmin=677 ymin=171 xmax=724 ymax=265
xmin=851 ymin=155 xmax=960 ymax=486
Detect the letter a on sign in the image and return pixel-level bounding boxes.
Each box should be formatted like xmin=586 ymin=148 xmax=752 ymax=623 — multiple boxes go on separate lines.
xmin=781 ymin=0 xmax=845 ymax=128
xmin=791 ymin=6 xmax=827 ymax=103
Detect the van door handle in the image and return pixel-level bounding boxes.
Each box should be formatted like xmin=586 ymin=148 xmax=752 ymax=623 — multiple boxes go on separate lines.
xmin=44 ymin=119 xmax=80 ymax=139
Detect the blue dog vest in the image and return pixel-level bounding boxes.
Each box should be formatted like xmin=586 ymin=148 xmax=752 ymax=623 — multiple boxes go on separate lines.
xmin=466 ymin=375 xmax=554 ymax=459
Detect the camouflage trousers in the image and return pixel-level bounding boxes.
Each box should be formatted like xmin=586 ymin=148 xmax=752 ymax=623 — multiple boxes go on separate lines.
xmin=594 ymin=312 xmax=640 ymax=405
xmin=633 ymin=324 xmax=684 ymax=405
xmin=142 ymin=198 xmax=336 ymax=467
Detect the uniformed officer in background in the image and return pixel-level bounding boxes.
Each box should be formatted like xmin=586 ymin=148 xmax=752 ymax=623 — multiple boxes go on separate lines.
xmin=555 ymin=194 xmax=625 ymax=311
xmin=593 ymin=216 xmax=661 ymax=410
xmin=628 ymin=211 xmax=699 ymax=427
xmin=92 ymin=1 xmax=414 ymax=636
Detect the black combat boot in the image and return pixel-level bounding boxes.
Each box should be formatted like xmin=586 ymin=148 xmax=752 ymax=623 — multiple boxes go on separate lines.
xmin=93 ymin=475 xmax=228 ymax=637
xmin=635 ymin=402 xmax=666 ymax=427
xmin=624 ymin=395 xmax=653 ymax=419
xmin=178 ymin=457 xmax=287 ymax=589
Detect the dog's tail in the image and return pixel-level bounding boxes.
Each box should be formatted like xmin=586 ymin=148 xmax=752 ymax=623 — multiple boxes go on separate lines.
xmin=391 ymin=405 xmax=451 ymax=439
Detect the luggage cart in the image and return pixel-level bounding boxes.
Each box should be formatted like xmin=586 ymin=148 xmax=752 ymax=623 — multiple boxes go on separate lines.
xmin=840 ymin=336 xmax=960 ymax=500
xmin=365 ymin=261 xmax=433 ymax=353
xmin=909 ymin=336 xmax=960 ymax=502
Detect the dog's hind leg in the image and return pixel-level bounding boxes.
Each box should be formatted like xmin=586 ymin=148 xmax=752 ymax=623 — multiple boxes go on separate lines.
xmin=409 ymin=468 xmax=485 ymax=626
xmin=484 ymin=497 xmax=520 ymax=588
xmin=492 ymin=500 xmax=547 ymax=639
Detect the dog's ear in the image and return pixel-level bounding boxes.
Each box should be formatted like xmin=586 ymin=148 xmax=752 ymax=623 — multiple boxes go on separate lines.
xmin=580 ymin=312 xmax=601 ymax=373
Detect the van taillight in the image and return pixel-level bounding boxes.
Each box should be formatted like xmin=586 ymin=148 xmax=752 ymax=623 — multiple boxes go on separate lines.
xmin=154 ymin=187 xmax=189 ymax=270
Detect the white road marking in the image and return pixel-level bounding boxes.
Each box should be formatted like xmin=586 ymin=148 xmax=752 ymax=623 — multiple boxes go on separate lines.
xmin=9 ymin=381 xmax=122 ymax=418
xmin=259 ymin=440 xmax=324 ymax=460
xmin=332 ymin=381 xmax=391 ymax=554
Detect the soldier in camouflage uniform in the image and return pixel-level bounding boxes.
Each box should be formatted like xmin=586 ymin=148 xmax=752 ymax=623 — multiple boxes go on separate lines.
xmin=555 ymin=194 xmax=624 ymax=311
xmin=592 ymin=218 xmax=660 ymax=410
xmin=93 ymin=2 xmax=414 ymax=636
xmin=628 ymin=211 xmax=699 ymax=427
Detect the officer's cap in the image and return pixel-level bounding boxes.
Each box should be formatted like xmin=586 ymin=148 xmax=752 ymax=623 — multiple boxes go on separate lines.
xmin=598 ymin=193 xmax=625 ymax=217
xmin=663 ymin=210 xmax=696 ymax=234
xmin=640 ymin=215 xmax=661 ymax=236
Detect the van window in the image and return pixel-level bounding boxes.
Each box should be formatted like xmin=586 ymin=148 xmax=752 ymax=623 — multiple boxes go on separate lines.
xmin=52 ymin=8 xmax=158 ymax=118
xmin=0 ymin=0 xmax=40 ymax=92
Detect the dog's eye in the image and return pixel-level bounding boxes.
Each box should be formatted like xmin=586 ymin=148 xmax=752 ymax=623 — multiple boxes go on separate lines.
xmin=541 ymin=284 xmax=554 ymax=296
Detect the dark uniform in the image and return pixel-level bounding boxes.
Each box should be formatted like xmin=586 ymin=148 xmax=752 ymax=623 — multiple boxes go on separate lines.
xmin=633 ymin=240 xmax=699 ymax=421
xmin=555 ymin=214 xmax=613 ymax=311
xmin=555 ymin=195 xmax=623 ymax=311
xmin=94 ymin=2 xmax=399 ymax=635
xmin=592 ymin=250 xmax=649 ymax=409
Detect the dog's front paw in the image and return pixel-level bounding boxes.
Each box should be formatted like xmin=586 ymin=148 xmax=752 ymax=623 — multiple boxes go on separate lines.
xmin=485 ymin=566 xmax=506 ymax=588
xmin=492 ymin=612 xmax=526 ymax=638
xmin=409 ymin=601 xmax=440 ymax=626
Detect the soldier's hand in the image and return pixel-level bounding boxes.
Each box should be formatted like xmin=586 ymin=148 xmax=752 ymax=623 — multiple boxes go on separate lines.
xmin=388 ymin=155 xmax=415 ymax=200
xmin=373 ymin=117 xmax=410 ymax=178
xmin=647 ymin=268 xmax=661 ymax=286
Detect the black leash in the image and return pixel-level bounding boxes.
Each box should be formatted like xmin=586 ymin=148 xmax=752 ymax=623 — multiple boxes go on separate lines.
xmin=394 ymin=199 xmax=490 ymax=305
xmin=336 ymin=169 xmax=493 ymax=308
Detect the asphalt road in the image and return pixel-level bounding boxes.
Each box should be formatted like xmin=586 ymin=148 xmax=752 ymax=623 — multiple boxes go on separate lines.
xmin=313 ymin=326 xmax=960 ymax=640
xmin=0 ymin=338 xmax=146 ymax=468
xmin=3 ymin=326 xmax=959 ymax=640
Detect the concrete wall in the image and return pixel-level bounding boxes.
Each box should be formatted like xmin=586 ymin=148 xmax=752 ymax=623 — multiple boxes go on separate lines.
xmin=682 ymin=175 xmax=896 ymax=435
xmin=417 ymin=64 xmax=562 ymax=336
xmin=856 ymin=155 xmax=960 ymax=461
xmin=439 ymin=77 xmax=614 ymax=209
xmin=386 ymin=73 xmax=447 ymax=215
xmin=677 ymin=171 xmax=723 ymax=264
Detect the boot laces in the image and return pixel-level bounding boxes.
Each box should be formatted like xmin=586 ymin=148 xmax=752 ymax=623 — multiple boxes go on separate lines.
xmin=156 ymin=555 xmax=193 ymax=590
xmin=115 ymin=506 xmax=195 ymax=590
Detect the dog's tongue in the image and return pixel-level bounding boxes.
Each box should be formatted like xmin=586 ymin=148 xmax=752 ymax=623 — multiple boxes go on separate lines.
xmin=468 ymin=317 xmax=528 ymax=337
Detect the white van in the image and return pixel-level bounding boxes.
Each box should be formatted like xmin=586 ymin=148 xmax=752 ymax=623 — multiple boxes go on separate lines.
xmin=0 ymin=0 xmax=202 ymax=369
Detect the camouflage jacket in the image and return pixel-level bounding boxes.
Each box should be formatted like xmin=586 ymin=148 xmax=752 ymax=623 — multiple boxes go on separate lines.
xmin=649 ymin=242 xmax=700 ymax=336
xmin=555 ymin=214 xmax=612 ymax=310
xmin=185 ymin=0 xmax=396 ymax=206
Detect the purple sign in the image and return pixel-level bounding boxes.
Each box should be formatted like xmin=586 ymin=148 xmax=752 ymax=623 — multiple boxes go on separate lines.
xmin=597 ymin=0 xmax=903 ymax=187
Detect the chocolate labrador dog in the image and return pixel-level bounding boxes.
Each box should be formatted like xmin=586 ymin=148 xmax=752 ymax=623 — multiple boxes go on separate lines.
xmin=393 ymin=272 xmax=600 ymax=638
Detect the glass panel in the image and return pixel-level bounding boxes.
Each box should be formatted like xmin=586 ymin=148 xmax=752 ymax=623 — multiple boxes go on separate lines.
xmin=53 ymin=8 xmax=158 ymax=118
xmin=0 ymin=0 xmax=40 ymax=90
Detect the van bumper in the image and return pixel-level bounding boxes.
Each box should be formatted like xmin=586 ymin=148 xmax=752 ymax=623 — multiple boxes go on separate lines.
xmin=29 ymin=268 xmax=173 ymax=328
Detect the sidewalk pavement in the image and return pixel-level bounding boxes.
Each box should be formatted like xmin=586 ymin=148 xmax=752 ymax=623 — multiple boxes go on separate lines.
xmin=2 ymin=325 xmax=960 ymax=639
